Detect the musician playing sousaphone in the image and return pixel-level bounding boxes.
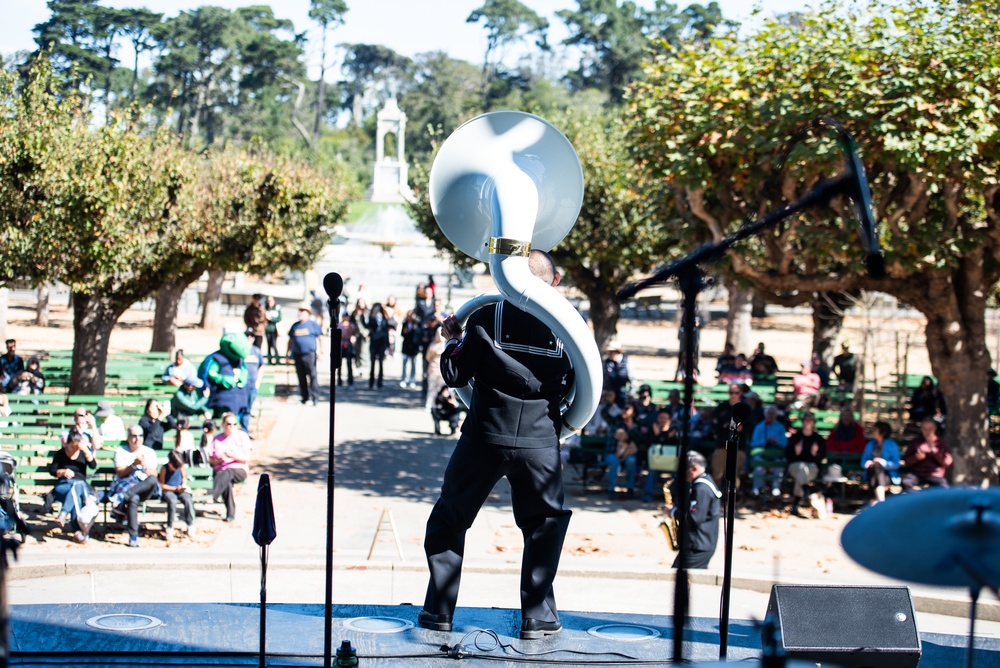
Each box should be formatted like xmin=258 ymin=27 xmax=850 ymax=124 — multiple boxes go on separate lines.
xmin=420 ymin=250 xmax=573 ymax=640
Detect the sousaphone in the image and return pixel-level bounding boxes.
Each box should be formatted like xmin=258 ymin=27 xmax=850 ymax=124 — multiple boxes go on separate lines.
xmin=429 ymin=111 xmax=602 ymax=436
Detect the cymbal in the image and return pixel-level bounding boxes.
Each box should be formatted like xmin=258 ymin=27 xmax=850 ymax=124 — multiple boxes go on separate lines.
xmin=842 ymin=487 xmax=1000 ymax=588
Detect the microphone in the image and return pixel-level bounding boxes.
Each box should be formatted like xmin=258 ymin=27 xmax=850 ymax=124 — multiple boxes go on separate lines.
xmin=834 ymin=125 xmax=885 ymax=279
xmin=729 ymin=401 xmax=751 ymax=435
xmin=323 ymin=272 xmax=344 ymax=323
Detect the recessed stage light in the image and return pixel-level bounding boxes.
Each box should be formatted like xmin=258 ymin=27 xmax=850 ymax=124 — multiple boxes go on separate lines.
xmin=85 ymin=614 xmax=163 ymax=632
xmin=587 ymin=623 xmax=661 ymax=641
xmin=342 ymin=616 xmax=414 ymax=634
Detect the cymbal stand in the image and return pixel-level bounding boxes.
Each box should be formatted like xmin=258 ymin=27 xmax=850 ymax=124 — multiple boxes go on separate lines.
xmin=953 ymin=552 xmax=1000 ymax=668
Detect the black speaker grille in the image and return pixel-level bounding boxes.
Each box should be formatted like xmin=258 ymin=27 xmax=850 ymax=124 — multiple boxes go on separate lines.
xmin=767 ymin=585 xmax=921 ymax=668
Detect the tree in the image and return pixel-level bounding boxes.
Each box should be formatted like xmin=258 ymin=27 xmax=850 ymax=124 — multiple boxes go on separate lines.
xmin=625 ymin=0 xmax=1000 ymax=482
xmin=398 ymin=52 xmax=482 ymax=162
xmin=152 ymin=146 xmax=354 ymax=349
xmin=30 ymin=0 xmax=108 ymax=93
xmin=340 ymin=43 xmax=410 ymax=128
xmin=558 ymin=0 xmax=731 ymax=104
xmin=309 ymin=0 xmax=348 ymax=144
xmin=0 ymin=63 xmax=196 ymax=393
xmin=118 ymin=7 xmax=163 ymax=102
xmin=467 ymin=0 xmax=549 ymax=109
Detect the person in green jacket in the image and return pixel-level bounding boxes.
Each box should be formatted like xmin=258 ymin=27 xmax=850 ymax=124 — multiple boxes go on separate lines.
xmin=171 ymin=376 xmax=210 ymax=420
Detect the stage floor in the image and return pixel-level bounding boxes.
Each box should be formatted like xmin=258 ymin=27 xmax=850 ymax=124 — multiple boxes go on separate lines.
xmin=8 ymin=602 xmax=999 ymax=667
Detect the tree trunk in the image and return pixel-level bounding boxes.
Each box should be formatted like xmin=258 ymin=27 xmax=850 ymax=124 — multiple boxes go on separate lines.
xmin=811 ymin=291 xmax=854 ymax=364
xmin=586 ymin=288 xmax=620 ymax=354
xmin=69 ymin=293 xmax=125 ymax=395
xmin=725 ymin=281 xmax=752 ymax=354
xmin=152 ymin=276 xmax=191 ymax=352
xmin=751 ymin=293 xmax=768 ymax=319
xmin=35 ymin=284 xmax=49 ymax=327
xmin=920 ymin=261 xmax=999 ymax=484
xmin=314 ymin=25 xmax=328 ymax=140
xmin=200 ymin=270 xmax=225 ymax=331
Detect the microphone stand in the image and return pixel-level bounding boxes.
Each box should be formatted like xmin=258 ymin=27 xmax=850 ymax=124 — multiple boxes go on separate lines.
xmin=619 ymin=172 xmax=852 ymax=663
xmin=720 ymin=416 xmax=742 ymax=657
xmin=323 ymin=295 xmax=343 ymax=668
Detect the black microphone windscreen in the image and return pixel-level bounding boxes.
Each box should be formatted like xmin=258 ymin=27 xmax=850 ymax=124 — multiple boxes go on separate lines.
xmin=866 ymin=252 xmax=886 ymax=280
xmin=323 ymin=272 xmax=344 ymax=300
xmin=732 ymin=402 xmax=752 ymax=425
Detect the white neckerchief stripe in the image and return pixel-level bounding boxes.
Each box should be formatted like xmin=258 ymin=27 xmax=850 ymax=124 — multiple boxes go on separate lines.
xmin=494 ymin=302 xmax=564 ymax=358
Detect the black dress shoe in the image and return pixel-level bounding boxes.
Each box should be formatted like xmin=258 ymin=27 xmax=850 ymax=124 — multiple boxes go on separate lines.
xmin=520 ymin=618 xmax=562 ymax=640
xmin=417 ymin=609 xmax=453 ymax=632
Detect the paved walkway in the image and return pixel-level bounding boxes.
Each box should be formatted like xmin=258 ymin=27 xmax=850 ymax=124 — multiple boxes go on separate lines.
xmin=9 ymin=354 xmax=999 ymax=642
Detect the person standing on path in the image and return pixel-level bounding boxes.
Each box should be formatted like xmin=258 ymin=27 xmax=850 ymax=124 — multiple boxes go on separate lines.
xmin=419 ymin=250 xmax=573 ymax=641
xmin=287 ymin=304 xmax=324 ymax=405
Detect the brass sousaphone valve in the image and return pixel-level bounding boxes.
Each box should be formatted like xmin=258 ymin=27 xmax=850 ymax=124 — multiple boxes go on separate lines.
xmin=428 ymin=111 xmax=603 ymax=436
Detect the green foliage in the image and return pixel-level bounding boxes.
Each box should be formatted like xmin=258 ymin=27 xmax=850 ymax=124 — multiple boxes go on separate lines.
xmin=626 ymin=0 xmax=1000 ymax=285
xmin=558 ymin=0 xmax=731 ymax=103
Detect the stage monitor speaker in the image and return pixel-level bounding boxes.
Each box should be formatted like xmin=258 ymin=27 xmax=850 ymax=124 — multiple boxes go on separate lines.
xmin=766 ymin=584 xmax=921 ymax=668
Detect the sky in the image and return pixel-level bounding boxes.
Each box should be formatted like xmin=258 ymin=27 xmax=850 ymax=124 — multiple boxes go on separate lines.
xmin=3 ymin=0 xmax=810 ymax=75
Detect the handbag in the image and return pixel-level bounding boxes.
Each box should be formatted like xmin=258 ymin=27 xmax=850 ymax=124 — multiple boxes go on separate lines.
xmin=648 ymin=444 xmax=679 ymax=472
xmin=76 ymin=494 xmax=99 ymax=534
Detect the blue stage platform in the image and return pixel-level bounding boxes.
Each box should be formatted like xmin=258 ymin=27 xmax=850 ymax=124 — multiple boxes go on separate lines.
xmin=7 ymin=602 xmax=998 ymax=667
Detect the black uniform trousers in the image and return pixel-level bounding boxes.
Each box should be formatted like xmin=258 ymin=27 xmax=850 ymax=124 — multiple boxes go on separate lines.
xmin=423 ymin=433 xmax=571 ymax=622
xmin=292 ymin=351 xmax=319 ymax=402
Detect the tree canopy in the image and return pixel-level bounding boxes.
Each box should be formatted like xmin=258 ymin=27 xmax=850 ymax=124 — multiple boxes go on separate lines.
xmin=625 ymin=0 xmax=1000 ymax=482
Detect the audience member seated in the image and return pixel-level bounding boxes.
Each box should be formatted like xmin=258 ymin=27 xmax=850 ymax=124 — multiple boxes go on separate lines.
xmin=95 ymin=401 xmax=126 ymax=445
xmin=207 ymin=412 xmax=252 ymax=522
xmin=909 ymin=375 xmax=946 ymax=425
xmin=719 ymin=354 xmax=752 ymax=386
xmin=664 ymin=389 xmax=688 ymax=424
xmin=785 ymin=412 xmax=826 ymax=516
xmin=7 ymin=355 xmax=44 ymax=395
xmin=811 ymin=352 xmax=830 ymax=388
xmin=0 ymin=339 xmax=24 ymax=382
xmin=138 ymin=398 xmax=169 ymax=450
xmin=825 ymin=408 xmax=867 ymax=454
xmin=431 ymin=386 xmax=461 ymax=435
xmin=631 ymin=384 xmax=658 ymax=443
xmin=750 ymin=405 xmax=788 ymax=497
xmin=832 ymin=342 xmax=857 ymax=390
xmin=171 ymin=376 xmax=210 ymax=420
xmin=643 ymin=410 xmax=680 ymax=502
xmin=172 ymin=415 xmax=197 ymax=466
xmin=158 ymin=449 xmax=196 ymax=542
xmin=112 ymin=425 xmax=161 ymax=548
xmin=711 ymin=384 xmax=747 ymax=490
xmin=585 ymin=390 xmax=620 ymax=437
xmin=690 ymin=406 xmax=715 ymax=441
xmin=749 ymin=342 xmax=778 ymax=378
xmin=62 ymin=407 xmax=104 ymax=452
xmin=861 ymin=421 xmax=901 ymax=504
xmin=715 ymin=343 xmax=736 ymax=381
xmin=603 ymin=340 xmax=634 ymax=407
xmin=792 ymin=362 xmax=822 ymax=408
xmin=46 ymin=431 xmax=97 ymax=543
xmin=162 ymin=349 xmax=196 ymax=388
xmin=606 ymin=403 xmax=640 ymax=500
xmin=744 ymin=391 xmax=765 ymax=431
xmin=901 ymin=417 xmax=952 ymax=491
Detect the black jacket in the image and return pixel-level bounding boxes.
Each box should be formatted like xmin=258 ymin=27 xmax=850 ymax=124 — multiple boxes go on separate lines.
xmin=675 ymin=473 xmax=721 ymax=553
xmin=440 ymin=302 xmax=573 ymax=448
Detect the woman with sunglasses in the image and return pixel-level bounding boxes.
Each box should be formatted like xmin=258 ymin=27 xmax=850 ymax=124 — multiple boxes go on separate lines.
xmin=206 ymin=412 xmax=252 ymax=522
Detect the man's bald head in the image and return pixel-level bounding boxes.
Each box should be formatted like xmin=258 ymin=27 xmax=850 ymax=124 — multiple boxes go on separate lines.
xmin=528 ymin=249 xmax=560 ymax=287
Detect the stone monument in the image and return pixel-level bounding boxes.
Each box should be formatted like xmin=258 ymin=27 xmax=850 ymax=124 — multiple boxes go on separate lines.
xmin=366 ymin=98 xmax=412 ymax=203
